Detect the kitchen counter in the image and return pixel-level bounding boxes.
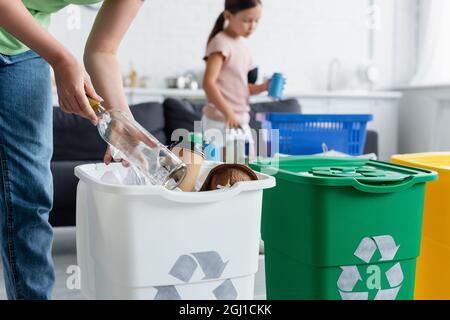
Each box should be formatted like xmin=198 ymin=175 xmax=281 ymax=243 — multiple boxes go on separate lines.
xmin=121 ymin=87 xmax=402 ymax=102
xmin=51 ymin=87 xmax=402 ymax=104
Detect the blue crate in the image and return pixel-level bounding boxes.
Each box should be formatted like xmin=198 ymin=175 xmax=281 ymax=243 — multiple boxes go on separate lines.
xmin=257 ymin=113 xmax=373 ymax=156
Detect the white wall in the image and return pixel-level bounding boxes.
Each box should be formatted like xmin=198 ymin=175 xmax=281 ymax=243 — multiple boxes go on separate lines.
xmin=249 ymin=0 xmax=368 ymax=91
xmin=390 ymin=0 xmax=419 ymax=85
xmin=48 ymin=0 xmax=415 ymax=91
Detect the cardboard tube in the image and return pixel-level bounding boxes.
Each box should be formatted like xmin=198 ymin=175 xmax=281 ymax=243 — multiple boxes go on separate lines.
xmin=171 ymin=146 xmax=205 ymax=192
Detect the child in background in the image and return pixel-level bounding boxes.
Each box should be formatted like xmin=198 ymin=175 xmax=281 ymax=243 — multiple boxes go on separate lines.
xmin=202 ymin=0 xmax=269 ymax=160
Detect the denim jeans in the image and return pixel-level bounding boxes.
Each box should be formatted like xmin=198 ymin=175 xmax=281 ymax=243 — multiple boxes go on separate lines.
xmin=0 ymin=50 xmax=55 ymax=300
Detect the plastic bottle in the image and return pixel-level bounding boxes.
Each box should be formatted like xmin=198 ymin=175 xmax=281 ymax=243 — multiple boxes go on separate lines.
xmin=87 ymin=97 xmax=187 ymax=189
xmin=268 ymin=73 xmax=286 ymax=100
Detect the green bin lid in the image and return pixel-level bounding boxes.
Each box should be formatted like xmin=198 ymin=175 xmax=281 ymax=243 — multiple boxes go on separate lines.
xmin=250 ymin=156 xmax=438 ymax=193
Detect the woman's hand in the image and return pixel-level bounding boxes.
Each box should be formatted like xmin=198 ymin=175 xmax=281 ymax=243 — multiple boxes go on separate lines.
xmin=53 ymin=56 xmax=103 ymax=125
xmin=225 ymin=112 xmax=241 ymax=129
xmin=102 ymin=111 xmax=158 ymax=167
xmin=104 ymin=145 xmax=130 ymax=167
xmin=103 ymin=112 xmax=134 ymax=167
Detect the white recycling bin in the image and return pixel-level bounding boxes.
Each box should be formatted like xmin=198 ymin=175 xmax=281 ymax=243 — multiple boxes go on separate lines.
xmin=74 ymin=162 xmax=275 ymax=300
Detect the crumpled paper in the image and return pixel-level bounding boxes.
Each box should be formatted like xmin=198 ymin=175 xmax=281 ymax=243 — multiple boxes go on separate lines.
xmin=100 ymin=145 xmax=153 ymax=186
xmin=99 ymin=164 xmax=149 ymax=186
xmin=193 ymin=162 xmax=221 ymax=192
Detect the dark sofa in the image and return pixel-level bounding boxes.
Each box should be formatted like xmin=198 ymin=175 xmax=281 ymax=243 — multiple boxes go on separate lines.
xmin=51 ymin=98 xmax=377 ymax=227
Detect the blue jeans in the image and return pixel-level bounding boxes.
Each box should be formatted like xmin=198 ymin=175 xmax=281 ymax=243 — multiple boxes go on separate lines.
xmin=0 ymin=50 xmax=55 ymax=299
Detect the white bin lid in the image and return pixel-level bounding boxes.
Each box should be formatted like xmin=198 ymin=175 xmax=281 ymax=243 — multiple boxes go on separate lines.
xmin=74 ymin=162 xmax=276 ymax=204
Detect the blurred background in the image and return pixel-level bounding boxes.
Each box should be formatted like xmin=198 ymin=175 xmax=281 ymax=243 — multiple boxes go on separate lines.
xmin=48 ymin=0 xmax=450 ymax=159
xmin=50 ymin=0 xmax=416 ymax=91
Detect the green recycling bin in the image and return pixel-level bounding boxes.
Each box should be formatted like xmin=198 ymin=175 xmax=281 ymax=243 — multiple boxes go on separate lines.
xmin=250 ymin=157 xmax=437 ymax=300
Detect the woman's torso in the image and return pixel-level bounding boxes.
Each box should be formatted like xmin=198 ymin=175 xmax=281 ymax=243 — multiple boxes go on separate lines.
xmin=0 ymin=0 xmax=103 ymax=55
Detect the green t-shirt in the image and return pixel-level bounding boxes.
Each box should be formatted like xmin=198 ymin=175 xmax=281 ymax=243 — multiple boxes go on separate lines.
xmin=0 ymin=0 xmax=103 ymax=55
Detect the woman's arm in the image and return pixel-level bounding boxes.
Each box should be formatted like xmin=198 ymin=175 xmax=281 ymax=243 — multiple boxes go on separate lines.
xmin=83 ymin=0 xmax=143 ymax=164
xmin=203 ymin=53 xmax=241 ymax=128
xmin=0 ymin=0 xmax=101 ymax=124
xmin=0 ymin=0 xmax=68 ymax=64
xmin=84 ymin=0 xmax=144 ymax=115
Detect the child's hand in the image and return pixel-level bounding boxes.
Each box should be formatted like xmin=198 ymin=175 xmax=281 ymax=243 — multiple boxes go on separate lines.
xmin=225 ymin=112 xmax=241 ymax=129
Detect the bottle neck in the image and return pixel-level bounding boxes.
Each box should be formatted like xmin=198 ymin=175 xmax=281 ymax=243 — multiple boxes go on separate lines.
xmin=87 ymin=96 xmax=107 ymax=117
xmin=93 ymin=104 xmax=107 ymax=117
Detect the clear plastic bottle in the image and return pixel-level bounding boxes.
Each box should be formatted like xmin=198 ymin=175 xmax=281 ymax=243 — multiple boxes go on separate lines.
xmin=225 ymin=128 xmax=247 ymax=164
xmin=88 ymin=97 xmax=187 ymax=189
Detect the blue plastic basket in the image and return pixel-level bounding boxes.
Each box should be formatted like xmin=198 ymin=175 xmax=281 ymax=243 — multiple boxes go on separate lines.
xmin=257 ymin=113 xmax=373 ymax=156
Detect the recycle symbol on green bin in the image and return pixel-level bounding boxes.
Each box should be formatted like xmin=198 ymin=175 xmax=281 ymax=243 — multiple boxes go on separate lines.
xmin=337 ymin=235 xmax=404 ymax=300
xmin=153 ymin=251 xmax=237 ymax=300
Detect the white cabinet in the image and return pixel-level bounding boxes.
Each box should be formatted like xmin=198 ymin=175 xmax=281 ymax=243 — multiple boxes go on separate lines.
xmin=397 ymin=86 xmax=450 ymax=154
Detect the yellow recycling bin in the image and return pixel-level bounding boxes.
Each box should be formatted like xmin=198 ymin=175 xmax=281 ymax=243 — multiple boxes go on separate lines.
xmin=392 ymin=152 xmax=450 ymax=300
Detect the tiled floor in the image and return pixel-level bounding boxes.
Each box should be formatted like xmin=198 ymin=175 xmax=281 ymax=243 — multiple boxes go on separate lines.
xmin=0 ymin=227 xmax=266 ymax=300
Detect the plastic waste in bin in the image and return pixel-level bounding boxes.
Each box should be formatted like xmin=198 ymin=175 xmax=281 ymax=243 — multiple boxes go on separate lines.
xmin=250 ymin=156 xmax=437 ymax=300
xmin=391 ymin=152 xmax=450 ymax=300
xmin=75 ymin=162 xmax=275 ymax=300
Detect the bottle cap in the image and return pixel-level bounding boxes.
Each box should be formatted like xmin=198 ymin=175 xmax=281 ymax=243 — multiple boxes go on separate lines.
xmin=86 ymin=96 xmax=106 ymax=115
xmin=189 ymin=132 xmax=203 ymax=146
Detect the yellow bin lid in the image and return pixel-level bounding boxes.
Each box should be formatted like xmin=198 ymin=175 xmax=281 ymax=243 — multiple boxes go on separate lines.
xmin=392 ymin=152 xmax=450 ymax=175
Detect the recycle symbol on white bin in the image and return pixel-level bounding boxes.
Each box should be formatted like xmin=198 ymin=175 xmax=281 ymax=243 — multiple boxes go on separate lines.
xmin=337 ymin=235 xmax=404 ymax=300
xmin=153 ymin=251 xmax=237 ymax=300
